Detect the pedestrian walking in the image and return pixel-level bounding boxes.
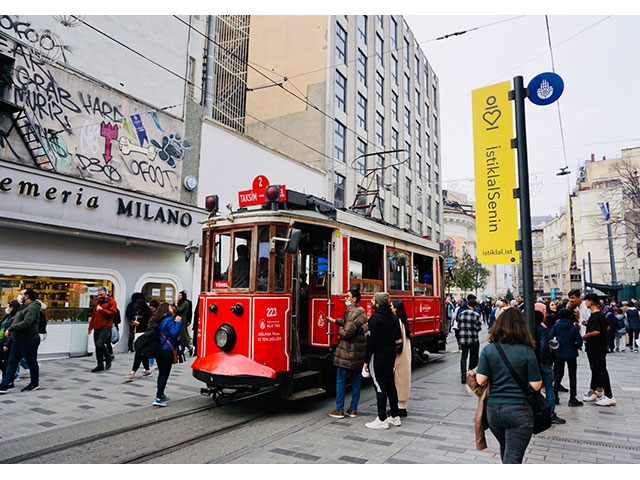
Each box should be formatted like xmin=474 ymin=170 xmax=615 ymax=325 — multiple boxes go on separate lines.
xmin=534 ymin=310 xmax=565 ymax=424
xmin=475 ymin=307 xmax=542 ymax=464
xmin=150 ymin=302 xmax=182 ymax=407
xmin=457 ymin=298 xmax=482 ymax=384
xmin=363 ymin=292 xmax=402 ymax=430
xmin=88 ymin=286 xmax=117 ymax=373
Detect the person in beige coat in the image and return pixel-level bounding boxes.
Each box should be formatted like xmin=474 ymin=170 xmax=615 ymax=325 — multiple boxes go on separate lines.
xmin=392 ymin=299 xmax=411 ymax=417
xmin=327 ymin=288 xmax=368 ymax=419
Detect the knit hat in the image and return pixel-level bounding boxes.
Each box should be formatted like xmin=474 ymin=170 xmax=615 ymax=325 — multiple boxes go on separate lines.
xmin=374 ymin=291 xmax=389 ymax=307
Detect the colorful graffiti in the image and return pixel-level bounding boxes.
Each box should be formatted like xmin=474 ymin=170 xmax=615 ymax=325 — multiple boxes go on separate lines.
xmin=1 ymin=17 xmax=189 ymax=201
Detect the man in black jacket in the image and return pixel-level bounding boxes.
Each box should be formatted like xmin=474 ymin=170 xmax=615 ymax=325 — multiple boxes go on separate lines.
xmin=363 ymin=292 xmax=402 ymax=430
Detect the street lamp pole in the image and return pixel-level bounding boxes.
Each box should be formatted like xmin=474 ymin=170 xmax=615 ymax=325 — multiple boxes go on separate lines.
xmin=511 ymin=76 xmax=535 ymax=335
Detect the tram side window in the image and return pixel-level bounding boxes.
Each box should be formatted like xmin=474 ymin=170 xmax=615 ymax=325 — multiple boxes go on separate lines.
xmin=387 ymin=248 xmax=411 ymax=293
xmin=349 ymin=237 xmax=384 ymax=293
xmin=413 ymin=253 xmax=434 ymax=295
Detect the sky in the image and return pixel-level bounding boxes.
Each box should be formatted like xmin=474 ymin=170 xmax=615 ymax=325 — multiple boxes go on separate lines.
xmin=404 ymin=14 xmax=640 ymax=218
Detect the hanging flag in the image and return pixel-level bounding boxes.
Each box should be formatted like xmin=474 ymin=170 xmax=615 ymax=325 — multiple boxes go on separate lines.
xmin=130 ymin=114 xmax=148 ymax=146
xmin=149 ymin=110 xmax=165 ymax=132
xmin=120 ymin=117 xmax=136 ymax=138
xmin=597 ymin=201 xmax=610 ymax=221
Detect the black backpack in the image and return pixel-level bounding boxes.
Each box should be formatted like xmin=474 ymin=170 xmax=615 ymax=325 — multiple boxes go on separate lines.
xmin=133 ymin=327 xmax=160 ymax=358
xmin=38 ymin=311 xmax=48 ymax=334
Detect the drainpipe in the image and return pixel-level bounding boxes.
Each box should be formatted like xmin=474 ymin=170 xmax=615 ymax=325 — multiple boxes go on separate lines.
xmin=204 ymin=15 xmax=216 ymax=117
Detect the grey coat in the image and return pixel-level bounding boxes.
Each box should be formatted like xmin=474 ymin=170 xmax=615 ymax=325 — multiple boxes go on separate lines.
xmin=333 ymin=304 xmax=368 ymax=370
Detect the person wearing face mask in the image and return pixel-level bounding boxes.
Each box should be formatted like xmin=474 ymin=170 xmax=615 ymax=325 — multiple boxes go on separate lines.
xmin=327 ymin=288 xmax=368 ymax=419
xmin=0 ymin=289 xmax=41 ymax=393
xmin=88 ymin=286 xmax=118 ymax=373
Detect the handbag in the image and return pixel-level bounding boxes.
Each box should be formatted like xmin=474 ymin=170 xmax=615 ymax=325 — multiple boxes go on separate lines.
xmin=494 ymin=342 xmax=552 ymax=435
xmin=160 ymin=330 xmax=178 ymax=364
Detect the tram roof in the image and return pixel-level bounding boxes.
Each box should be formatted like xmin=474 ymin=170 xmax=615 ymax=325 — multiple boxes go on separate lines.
xmin=202 ymin=190 xmax=442 ymax=255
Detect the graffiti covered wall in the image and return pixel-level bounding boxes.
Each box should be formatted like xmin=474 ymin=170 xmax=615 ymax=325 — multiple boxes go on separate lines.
xmin=0 ymin=20 xmax=188 ymax=201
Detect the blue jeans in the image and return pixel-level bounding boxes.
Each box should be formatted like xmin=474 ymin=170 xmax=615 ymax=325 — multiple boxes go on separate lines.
xmin=1 ymin=336 xmax=40 ymax=387
xmin=486 ymin=403 xmax=534 ymax=464
xmin=539 ymin=362 xmax=555 ymax=414
xmin=335 ymin=366 xmax=361 ymax=412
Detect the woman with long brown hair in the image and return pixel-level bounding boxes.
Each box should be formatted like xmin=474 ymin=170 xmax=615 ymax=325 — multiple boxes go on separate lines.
xmin=475 ymin=307 xmax=542 ymax=463
xmin=148 ymin=302 xmax=182 ymax=407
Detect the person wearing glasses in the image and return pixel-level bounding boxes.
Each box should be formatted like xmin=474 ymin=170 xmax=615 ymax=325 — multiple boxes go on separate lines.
xmin=327 ymin=288 xmax=368 ymax=419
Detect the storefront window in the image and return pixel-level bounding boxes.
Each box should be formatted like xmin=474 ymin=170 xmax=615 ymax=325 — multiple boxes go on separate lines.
xmin=141 ymin=282 xmax=176 ymax=305
xmin=0 ymin=275 xmax=113 ymax=323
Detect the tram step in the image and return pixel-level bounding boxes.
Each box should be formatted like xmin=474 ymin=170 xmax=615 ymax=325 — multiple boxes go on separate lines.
xmin=282 ymin=387 xmax=327 ymax=401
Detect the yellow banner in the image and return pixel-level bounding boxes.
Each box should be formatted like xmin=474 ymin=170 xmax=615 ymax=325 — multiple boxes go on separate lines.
xmin=472 ymin=81 xmax=519 ymax=265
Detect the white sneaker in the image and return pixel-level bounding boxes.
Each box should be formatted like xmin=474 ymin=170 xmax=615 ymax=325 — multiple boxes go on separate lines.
xmin=583 ymin=390 xmax=597 ymax=402
xmin=595 ymin=388 xmax=604 ymax=398
xmin=595 ymin=396 xmax=616 ymax=406
xmin=387 ymin=416 xmax=402 ymax=427
xmin=365 ymin=417 xmax=389 ymax=430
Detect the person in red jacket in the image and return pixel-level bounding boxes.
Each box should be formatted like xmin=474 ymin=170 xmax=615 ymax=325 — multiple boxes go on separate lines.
xmin=88 ymin=286 xmax=118 ymax=372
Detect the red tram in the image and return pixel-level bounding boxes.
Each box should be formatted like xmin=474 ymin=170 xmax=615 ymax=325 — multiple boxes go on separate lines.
xmin=192 ymin=185 xmax=447 ymax=402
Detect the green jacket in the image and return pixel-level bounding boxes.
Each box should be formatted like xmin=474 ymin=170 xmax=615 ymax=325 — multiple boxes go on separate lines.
xmin=9 ymin=300 xmax=40 ymax=342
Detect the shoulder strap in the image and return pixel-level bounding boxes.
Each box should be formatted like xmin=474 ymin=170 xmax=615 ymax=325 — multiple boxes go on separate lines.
xmin=494 ymin=342 xmax=530 ymax=396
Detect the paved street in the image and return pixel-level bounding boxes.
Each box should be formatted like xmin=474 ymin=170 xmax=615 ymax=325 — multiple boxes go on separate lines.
xmin=0 ymin=329 xmax=639 ymax=465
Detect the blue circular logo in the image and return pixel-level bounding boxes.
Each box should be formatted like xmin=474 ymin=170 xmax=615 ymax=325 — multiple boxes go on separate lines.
xmin=527 ymin=72 xmax=564 ymax=106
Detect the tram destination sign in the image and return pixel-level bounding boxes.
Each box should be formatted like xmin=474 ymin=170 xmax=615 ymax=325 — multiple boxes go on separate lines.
xmin=238 ymin=175 xmax=286 ymax=207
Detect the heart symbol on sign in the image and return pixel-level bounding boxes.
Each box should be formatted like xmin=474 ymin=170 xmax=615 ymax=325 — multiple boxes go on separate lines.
xmin=482 ymin=109 xmax=501 ymax=126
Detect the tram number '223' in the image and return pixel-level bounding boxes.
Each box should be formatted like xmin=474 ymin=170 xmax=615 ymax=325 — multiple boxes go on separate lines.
xmin=266 ymin=307 xmax=277 ymax=317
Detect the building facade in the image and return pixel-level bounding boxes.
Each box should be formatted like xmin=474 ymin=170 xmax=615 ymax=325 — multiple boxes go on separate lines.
xmin=235 ymin=15 xmax=443 ymax=245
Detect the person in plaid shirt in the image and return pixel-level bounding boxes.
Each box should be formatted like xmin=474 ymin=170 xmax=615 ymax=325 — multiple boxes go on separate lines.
xmin=458 ymin=298 xmax=483 ymax=383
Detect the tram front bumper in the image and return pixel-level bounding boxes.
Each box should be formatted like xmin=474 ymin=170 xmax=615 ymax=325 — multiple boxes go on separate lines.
xmin=192 ymin=352 xmax=277 ymax=389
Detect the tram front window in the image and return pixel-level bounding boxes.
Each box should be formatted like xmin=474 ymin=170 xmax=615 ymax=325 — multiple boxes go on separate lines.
xmin=231 ymin=233 xmax=251 ymax=288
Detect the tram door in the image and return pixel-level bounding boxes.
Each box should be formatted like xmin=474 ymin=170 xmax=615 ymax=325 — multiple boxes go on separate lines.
xmin=295 ymin=226 xmax=332 ymax=352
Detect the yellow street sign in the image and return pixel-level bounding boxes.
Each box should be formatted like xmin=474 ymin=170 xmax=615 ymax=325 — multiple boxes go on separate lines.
xmin=472 ymin=81 xmax=519 ymax=265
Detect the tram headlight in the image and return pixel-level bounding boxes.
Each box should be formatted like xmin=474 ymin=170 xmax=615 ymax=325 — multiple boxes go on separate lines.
xmin=215 ymin=323 xmax=237 ymax=352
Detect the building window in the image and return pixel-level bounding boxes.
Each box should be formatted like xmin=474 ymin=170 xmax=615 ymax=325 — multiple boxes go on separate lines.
xmin=334 ymin=120 xmax=346 ymax=162
xmin=417 ymin=220 xmax=423 ymax=235
xmin=416 ymin=152 xmax=422 ymax=178
xmin=356 ymin=138 xmax=367 ymax=174
xmin=375 ymin=112 xmax=384 ymax=146
xmin=435 ymin=200 xmax=440 ymax=223
xmin=390 ymin=17 xmax=398 ymax=49
xmin=357 ymin=93 xmax=367 ymax=130
xmin=391 ymin=91 xmax=398 ymax=121
xmin=425 ymin=132 xmax=431 ymax=156
xmin=391 ymin=128 xmax=398 ymax=152
xmin=433 ymin=114 xmax=438 ymax=137
xmin=404 ymin=73 xmax=410 ymax=100
xmin=336 ymin=23 xmax=347 ymax=64
xmin=424 ymin=70 xmax=429 ymax=97
xmin=406 ymin=214 xmax=412 ymax=230
xmin=426 ymin=163 xmax=431 ymax=182
xmin=375 ymin=72 xmax=384 ymax=105
xmin=405 ymin=141 xmax=411 ymax=169
xmin=334 ymin=172 xmax=345 ymax=208
xmin=335 ymin=71 xmax=346 ymax=113
xmin=405 ymin=177 xmax=412 ymax=204
xmin=415 ymin=88 xmax=421 ymax=109
xmin=414 ymin=55 xmax=421 ymax=82
xmin=427 ymin=194 xmax=432 ymax=217
xmin=357 ymin=15 xmax=367 ymax=44
xmin=391 ymin=55 xmax=398 ymax=85
xmin=427 ymin=225 xmax=432 ymax=239
xmin=415 ymin=121 xmax=421 ymax=147
xmin=391 ymin=166 xmax=399 ymax=196
xmin=376 ymin=15 xmax=383 ymax=29
xmin=425 ymin=104 xmax=430 ymax=125
xmin=357 ymin=49 xmax=367 ymax=86
xmin=392 ymin=206 xmax=399 ymax=225
xmin=376 ymin=155 xmax=384 ymax=185
xmin=376 ymin=33 xmax=384 ymax=65
xmin=434 ymin=171 xmax=439 ymax=191
xmin=404 ymin=107 xmax=411 ymax=134
xmin=432 ymin=84 xmax=437 ymax=108
xmin=403 ymin=37 xmax=410 ymax=65
xmin=416 ymin=185 xmax=423 ymax=212
xmin=434 ymin=143 xmax=439 ymax=166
